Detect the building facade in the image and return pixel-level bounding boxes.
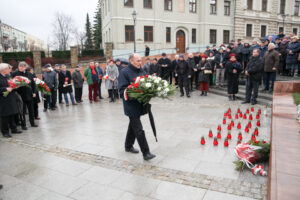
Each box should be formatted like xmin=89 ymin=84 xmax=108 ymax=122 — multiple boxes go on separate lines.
xmin=100 ymin=0 xmax=300 ymax=57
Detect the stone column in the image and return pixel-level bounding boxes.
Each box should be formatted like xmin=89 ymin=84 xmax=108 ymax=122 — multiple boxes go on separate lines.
xmin=33 ymin=51 xmax=42 ymax=74
xmin=70 ymin=46 xmax=78 ymax=68
xmin=0 ymin=55 xmax=3 ymax=63
xmin=105 ymin=42 xmax=113 ymax=60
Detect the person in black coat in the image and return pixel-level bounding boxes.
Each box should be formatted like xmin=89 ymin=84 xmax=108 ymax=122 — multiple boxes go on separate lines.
xmin=149 ymin=58 xmax=160 ymax=76
xmin=118 ymin=53 xmax=156 ymax=161
xmin=225 ymin=54 xmax=242 ymax=101
xmin=54 ymin=64 xmax=63 ymax=104
xmin=214 ymin=48 xmax=226 ymax=87
xmin=12 ymin=62 xmax=38 ymax=130
xmin=171 ymin=55 xmax=179 ymax=85
xmin=145 ymin=45 xmax=150 ymax=57
xmin=158 ymin=53 xmax=171 ymax=81
xmin=242 ymin=49 xmax=264 ymax=105
xmin=241 ymin=42 xmax=250 ymax=70
xmin=59 ymin=65 xmax=76 ymax=106
xmin=187 ymin=53 xmax=196 ymax=91
xmin=197 ymin=55 xmax=212 ymax=96
xmin=0 ymin=63 xmax=22 ymax=138
xmin=278 ymin=37 xmax=289 ymax=75
xmin=175 ymin=54 xmax=191 ymax=97
xmin=27 ymin=67 xmax=40 ymax=119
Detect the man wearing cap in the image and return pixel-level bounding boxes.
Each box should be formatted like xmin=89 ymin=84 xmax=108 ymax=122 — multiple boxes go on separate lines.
xmin=118 ymin=53 xmax=156 ymax=161
xmin=286 ymin=36 xmax=300 ymax=77
xmin=158 ymin=53 xmax=171 ymax=81
xmin=175 ymin=54 xmax=191 ymax=97
xmin=42 ymin=64 xmax=58 ymax=111
xmin=72 ymin=66 xmax=84 ymax=103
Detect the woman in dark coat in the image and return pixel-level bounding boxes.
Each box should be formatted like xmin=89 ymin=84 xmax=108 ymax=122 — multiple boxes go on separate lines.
xmin=225 ymin=53 xmax=242 ymax=101
xmin=286 ymin=36 xmax=300 ymax=77
xmin=197 ymin=54 xmax=212 ymax=96
xmin=59 ymin=65 xmax=76 ymax=106
xmin=0 ymin=63 xmax=22 ymax=138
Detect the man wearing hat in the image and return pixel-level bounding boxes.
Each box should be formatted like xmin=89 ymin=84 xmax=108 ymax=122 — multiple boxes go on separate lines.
xmin=175 ymin=54 xmax=191 ymax=97
xmin=286 ymin=36 xmax=300 ymax=77
xmin=72 ymin=66 xmax=84 ymax=103
xmin=42 ymin=64 xmax=58 ymax=111
xmin=158 ymin=53 xmax=171 ymax=81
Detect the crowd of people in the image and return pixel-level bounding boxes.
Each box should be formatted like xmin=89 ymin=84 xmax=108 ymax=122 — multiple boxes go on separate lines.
xmin=1 ymin=32 xmax=299 ymax=139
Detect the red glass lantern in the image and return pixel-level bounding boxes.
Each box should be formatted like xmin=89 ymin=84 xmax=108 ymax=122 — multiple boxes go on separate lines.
xmin=209 ymin=130 xmax=213 ymax=138
xmin=201 ymin=137 xmax=206 ymax=145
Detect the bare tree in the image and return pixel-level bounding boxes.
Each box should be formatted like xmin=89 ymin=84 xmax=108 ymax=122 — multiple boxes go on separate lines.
xmin=52 ymin=12 xmax=74 ymax=50
xmin=73 ymin=28 xmax=86 ymax=54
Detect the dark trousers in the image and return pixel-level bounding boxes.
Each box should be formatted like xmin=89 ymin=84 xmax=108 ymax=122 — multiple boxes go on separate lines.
xmin=89 ymin=82 xmax=98 ymax=101
xmin=58 ymin=88 xmax=63 ymax=103
xmin=264 ymin=72 xmax=276 ymax=91
xmin=74 ymin=87 xmax=83 ymax=103
xmin=98 ymin=80 xmax=102 ymax=98
xmin=178 ymin=75 xmax=189 ymax=95
xmin=169 ymin=72 xmax=173 ymax=85
xmin=44 ymin=89 xmax=57 ymax=109
xmin=33 ymin=102 xmax=38 ymax=118
xmin=125 ymin=117 xmax=150 ymax=155
xmin=108 ymin=89 xmax=115 ymax=102
xmin=22 ymin=100 xmax=35 ymax=127
xmin=245 ymin=79 xmax=259 ymax=103
xmin=1 ymin=115 xmax=17 ymax=134
xmin=194 ymin=71 xmax=199 ymax=89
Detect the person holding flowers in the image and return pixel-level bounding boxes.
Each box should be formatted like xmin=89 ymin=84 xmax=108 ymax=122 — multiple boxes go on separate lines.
xmin=118 ymin=53 xmax=156 ymax=161
xmin=42 ymin=64 xmax=57 ymax=111
xmin=0 ymin=63 xmax=22 ymax=138
xmin=59 ymin=65 xmax=76 ymax=106
xmin=27 ymin=66 xmax=41 ymax=119
xmin=84 ymin=61 xmax=100 ymax=103
xmin=105 ymin=59 xmax=119 ymax=103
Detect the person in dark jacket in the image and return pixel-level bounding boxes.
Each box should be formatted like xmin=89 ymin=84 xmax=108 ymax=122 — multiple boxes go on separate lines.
xmin=149 ymin=58 xmax=160 ymax=76
xmin=145 ymin=45 xmax=150 ymax=57
xmin=242 ymin=49 xmax=264 ymax=105
xmin=96 ymin=62 xmax=104 ymax=99
xmin=12 ymin=62 xmax=38 ymax=130
xmin=59 ymin=65 xmax=76 ymax=106
xmin=0 ymin=63 xmax=22 ymax=138
xmin=175 ymin=54 xmax=191 ymax=97
xmin=232 ymin=39 xmax=243 ymax=63
xmin=286 ymin=36 xmax=300 ymax=77
xmin=214 ymin=48 xmax=226 ymax=87
xmin=225 ymin=54 xmax=242 ymax=101
xmin=259 ymin=41 xmax=268 ymax=58
xmin=223 ymin=46 xmax=232 ymax=66
xmin=54 ymin=64 xmax=63 ymax=104
xmin=158 ymin=53 xmax=171 ymax=80
xmin=142 ymin=58 xmax=151 ymax=75
xmin=27 ymin=66 xmax=40 ymax=119
xmin=278 ymin=36 xmax=289 ymax=75
xmin=262 ymin=43 xmax=279 ymax=92
xmin=212 ymin=45 xmax=218 ymax=55
xmin=72 ymin=66 xmax=84 ymax=103
xmin=204 ymin=46 xmax=211 ymax=57
xmin=249 ymin=41 xmax=260 ymax=59
xmin=42 ymin=64 xmax=57 ymax=111
xmin=118 ymin=53 xmax=156 ymax=161
xmin=171 ymin=55 xmax=179 ymax=85
xmin=187 ymin=53 xmax=196 ymax=91
xmin=197 ymin=54 xmax=212 ymax=96
xmin=241 ymin=42 xmax=250 ymax=70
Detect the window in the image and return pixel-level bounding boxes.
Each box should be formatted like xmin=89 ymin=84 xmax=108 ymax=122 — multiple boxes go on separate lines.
xmin=124 ymin=0 xmax=133 ymax=7
xmin=189 ymin=0 xmax=196 ymax=13
xmin=210 ymin=0 xmax=217 ymax=14
xmin=261 ymin=25 xmax=267 ymax=37
xmin=246 ymin=24 xmax=253 ymax=37
xmin=210 ymin=29 xmax=217 ymax=44
xmin=164 ymin=0 xmax=172 ymax=11
xmin=247 ymin=0 xmax=253 ymax=10
xmin=279 ymin=27 xmax=284 ymax=33
xmin=192 ymin=29 xmax=196 ymax=43
xmin=293 ymin=28 xmax=298 ymax=36
xmin=125 ymin=25 xmax=134 ymax=42
xmin=224 ymin=1 xmax=230 ymax=16
xmin=295 ymin=1 xmax=300 ymax=16
xmin=223 ymin=30 xmax=230 ymax=44
xmin=262 ymin=0 xmax=267 ymax=11
xmin=144 ymin=26 xmax=153 ymax=42
xmin=280 ymin=0 xmax=286 ymax=14
xmin=144 ymin=0 xmax=152 ymax=8
xmin=166 ymin=27 xmax=171 ymax=43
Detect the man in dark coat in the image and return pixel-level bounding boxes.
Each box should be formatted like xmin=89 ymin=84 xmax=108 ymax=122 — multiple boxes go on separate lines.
xmin=241 ymin=42 xmax=250 ymax=69
xmin=145 ymin=45 xmax=150 ymax=57
xmin=158 ymin=53 xmax=171 ymax=81
xmin=278 ymin=36 xmax=289 ymax=75
xmin=242 ymin=49 xmax=264 ymax=105
xmin=262 ymin=43 xmax=279 ymax=92
xmin=72 ymin=66 xmax=84 ymax=103
xmin=187 ymin=53 xmax=196 ymax=91
xmin=0 ymin=63 xmax=22 ymax=138
xmin=286 ymin=36 xmax=300 ymax=77
xmin=149 ymin=58 xmax=160 ymax=76
xmin=42 ymin=64 xmax=58 ymax=111
xmin=232 ymin=39 xmax=243 ymax=62
xmin=204 ymin=46 xmax=211 ymax=57
xmin=249 ymin=41 xmax=260 ymax=59
xmin=212 ymin=45 xmax=218 ymax=55
xmin=225 ymin=54 xmax=242 ymax=101
xmin=12 ymin=62 xmax=38 ymax=130
xmin=193 ymin=53 xmax=201 ymax=88
xmin=214 ymin=48 xmax=226 ymax=87
xmin=54 ymin=64 xmax=63 ymax=104
xmin=259 ymin=40 xmax=268 ymax=58
xmin=175 ymin=54 xmax=191 ymax=97
xmin=59 ymin=65 xmax=76 ymax=105
xmin=171 ymin=55 xmax=179 ymax=85
xmin=118 ymin=53 xmax=156 ymax=161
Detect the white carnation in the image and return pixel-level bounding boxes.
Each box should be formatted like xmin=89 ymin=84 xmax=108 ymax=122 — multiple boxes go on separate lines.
xmin=154 ymin=79 xmax=159 ymax=84
xmin=140 ymin=78 xmax=145 ymax=82
xmin=157 ymin=87 xmax=162 ymax=91
xmin=164 ymin=88 xmax=169 ymax=93
xmin=145 ymin=83 xmax=152 ymax=88
xmin=163 ymin=80 xmax=169 ymax=87
xmin=157 ymin=77 xmax=162 ymax=81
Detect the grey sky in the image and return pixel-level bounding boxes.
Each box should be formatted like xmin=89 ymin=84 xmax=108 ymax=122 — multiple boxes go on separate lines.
xmin=0 ymin=0 xmax=98 ymax=45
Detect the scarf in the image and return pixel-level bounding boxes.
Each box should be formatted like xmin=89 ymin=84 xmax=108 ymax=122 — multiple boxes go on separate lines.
xmin=90 ymin=65 xmax=96 ymax=75
xmin=230 ymin=60 xmax=236 ymax=64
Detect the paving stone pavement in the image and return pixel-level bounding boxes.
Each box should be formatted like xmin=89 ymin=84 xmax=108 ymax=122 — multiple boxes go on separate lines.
xmin=0 ymin=85 xmax=270 ymax=200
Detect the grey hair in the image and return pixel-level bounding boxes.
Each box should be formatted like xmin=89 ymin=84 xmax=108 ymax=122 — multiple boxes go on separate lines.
xmin=129 ymin=53 xmax=140 ymax=61
xmin=268 ymin=43 xmax=275 ymax=48
xmin=0 ymin=63 xmax=10 ymax=72
xmin=18 ymin=61 xmax=28 ymax=68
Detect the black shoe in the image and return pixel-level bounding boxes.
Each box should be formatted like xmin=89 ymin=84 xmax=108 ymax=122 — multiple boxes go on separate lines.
xmin=180 ymin=94 xmax=184 ymax=97
xmin=22 ymin=126 xmax=28 ymax=130
xmin=31 ymin=124 xmax=38 ymax=128
xmin=50 ymin=107 xmax=56 ymax=110
xmin=43 ymin=109 xmax=47 ymax=112
xmin=99 ymin=97 xmax=104 ymax=99
xmin=204 ymin=92 xmax=207 ymax=96
xmin=242 ymin=101 xmax=250 ymax=104
xmin=187 ymin=94 xmax=191 ymax=98
xmin=11 ymin=130 xmax=22 ymax=134
xmin=200 ymin=92 xmax=204 ymax=96
xmin=3 ymin=133 xmax=12 ymax=138
xmin=125 ymin=147 xmax=139 ymax=154
xmin=228 ymin=96 xmax=233 ymax=101
xmin=143 ymin=153 xmax=156 ymax=161
xmin=0 ymin=184 xmax=2 ymax=190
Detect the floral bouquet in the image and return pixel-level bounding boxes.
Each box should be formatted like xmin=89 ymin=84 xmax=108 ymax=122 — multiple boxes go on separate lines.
xmin=125 ymin=75 xmax=176 ymax=105
xmin=103 ymin=75 xmax=110 ymax=80
xmin=3 ymin=76 xmax=31 ymax=97
xmin=35 ymin=78 xmax=51 ymax=95
xmin=234 ymin=140 xmax=270 ymax=176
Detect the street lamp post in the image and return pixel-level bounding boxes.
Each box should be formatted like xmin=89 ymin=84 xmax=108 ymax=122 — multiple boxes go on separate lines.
xmin=282 ymin=14 xmax=286 ymax=34
xmin=132 ymin=10 xmax=137 ymax=53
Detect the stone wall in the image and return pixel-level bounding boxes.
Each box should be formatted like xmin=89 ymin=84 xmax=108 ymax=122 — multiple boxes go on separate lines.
xmin=70 ymin=46 xmax=78 ymax=67
xmin=33 ymin=51 xmax=42 ymax=74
